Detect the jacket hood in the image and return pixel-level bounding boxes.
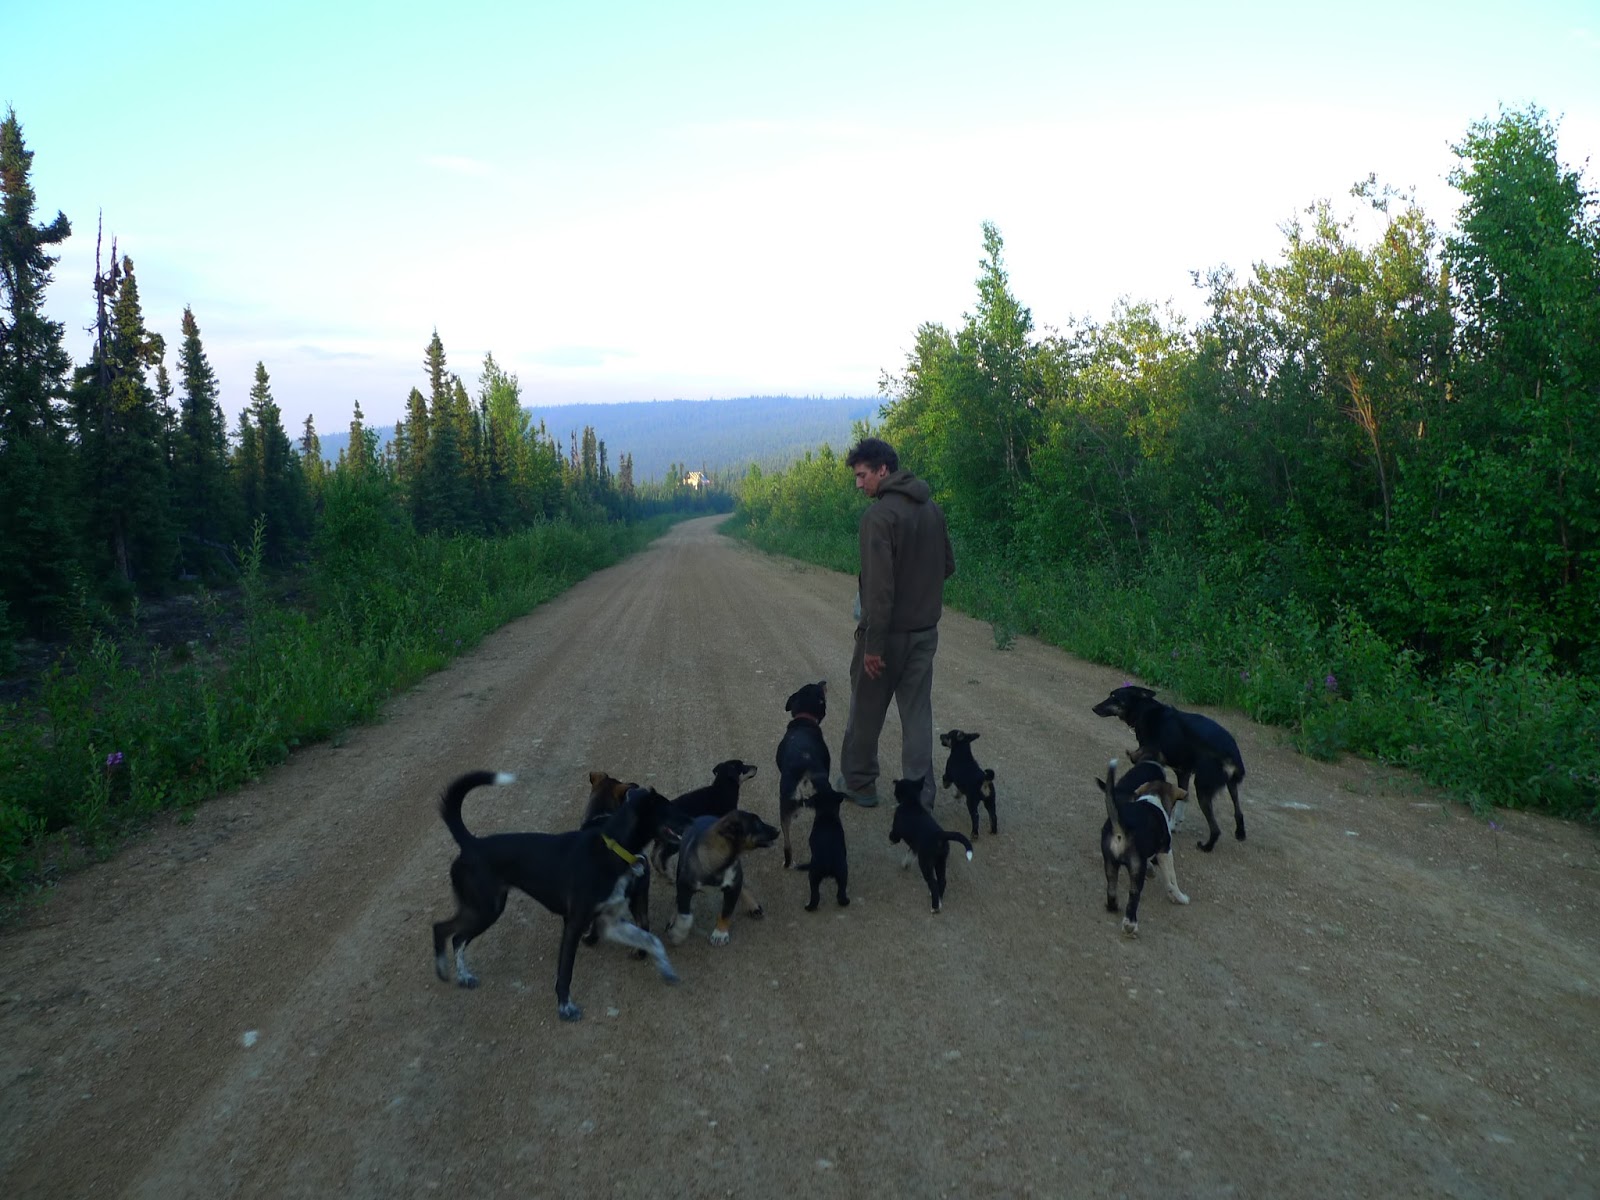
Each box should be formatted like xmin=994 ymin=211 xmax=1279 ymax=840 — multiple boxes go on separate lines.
xmin=876 ymin=470 xmax=930 ymax=503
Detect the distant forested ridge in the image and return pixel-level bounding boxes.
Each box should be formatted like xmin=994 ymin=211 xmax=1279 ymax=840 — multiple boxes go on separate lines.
xmin=317 ymin=395 xmax=880 ymax=483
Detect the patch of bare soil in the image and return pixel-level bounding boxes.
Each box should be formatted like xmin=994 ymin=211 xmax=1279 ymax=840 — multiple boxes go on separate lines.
xmin=1 ymin=515 xmax=1596 ymax=1198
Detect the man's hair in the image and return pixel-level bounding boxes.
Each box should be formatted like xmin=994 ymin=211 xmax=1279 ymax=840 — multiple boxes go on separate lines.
xmin=845 ymin=437 xmax=899 ymax=473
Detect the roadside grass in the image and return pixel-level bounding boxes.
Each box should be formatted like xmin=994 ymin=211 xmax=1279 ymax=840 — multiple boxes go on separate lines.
xmin=0 ymin=516 xmax=674 ymax=899
xmin=723 ymin=511 xmax=1600 ymax=822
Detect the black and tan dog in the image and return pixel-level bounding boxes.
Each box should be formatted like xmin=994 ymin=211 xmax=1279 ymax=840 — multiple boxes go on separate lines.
xmin=431 ymin=771 xmax=679 ymax=1022
xmin=1097 ymin=757 xmax=1190 ymax=937
xmin=888 ymin=775 xmax=974 ymax=914
xmin=795 ymin=779 xmax=849 ymax=911
xmin=582 ymin=770 xmax=635 ymax=826
xmin=939 ymin=728 xmax=998 ymax=837
xmin=1092 ymin=684 xmax=1247 ymax=852
xmin=667 ymin=809 xmax=780 ymax=946
xmin=775 ymin=680 xmax=831 ymax=868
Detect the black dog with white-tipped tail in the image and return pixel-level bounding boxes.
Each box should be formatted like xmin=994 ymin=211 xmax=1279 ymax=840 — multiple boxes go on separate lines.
xmin=431 ymin=770 xmax=680 ymax=1022
xmin=888 ymin=775 xmax=974 ymax=913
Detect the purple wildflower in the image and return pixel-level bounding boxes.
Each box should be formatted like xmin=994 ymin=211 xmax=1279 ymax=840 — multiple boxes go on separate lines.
xmin=1324 ymin=673 xmax=1338 ymax=693
xmin=105 ymin=751 xmax=125 ymax=769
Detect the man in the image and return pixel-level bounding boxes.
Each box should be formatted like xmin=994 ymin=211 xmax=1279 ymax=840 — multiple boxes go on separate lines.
xmin=837 ymin=437 xmax=956 ymax=810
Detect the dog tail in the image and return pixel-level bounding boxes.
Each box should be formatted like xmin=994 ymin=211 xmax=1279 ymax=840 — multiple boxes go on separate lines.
xmin=945 ymin=832 xmax=975 ymax=861
xmin=438 ymin=770 xmax=516 ymax=847
xmin=1104 ymin=758 xmax=1121 ymax=827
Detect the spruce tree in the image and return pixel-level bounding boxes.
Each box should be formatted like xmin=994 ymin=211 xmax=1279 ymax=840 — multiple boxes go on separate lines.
xmin=242 ymin=362 xmax=308 ymax=563
xmin=300 ymin=413 xmax=327 ymax=494
xmin=171 ymin=306 xmax=242 ymax=572
xmin=70 ymin=249 xmax=175 ymax=592
xmin=0 ymin=107 xmax=77 ymax=631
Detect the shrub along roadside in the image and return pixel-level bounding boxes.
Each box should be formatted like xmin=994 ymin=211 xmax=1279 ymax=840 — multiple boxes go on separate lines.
xmin=723 ymin=509 xmax=1600 ymax=822
xmin=0 ymin=516 xmax=675 ymax=897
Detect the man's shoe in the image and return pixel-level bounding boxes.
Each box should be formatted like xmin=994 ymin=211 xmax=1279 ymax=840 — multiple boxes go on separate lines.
xmin=836 ymin=775 xmax=878 ymax=807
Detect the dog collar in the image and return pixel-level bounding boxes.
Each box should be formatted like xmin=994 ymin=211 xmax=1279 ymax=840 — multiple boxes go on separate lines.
xmin=603 ymin=835 xmax=640 ymax=866
xmin=790 ymin=712 xmax=820 ymax=723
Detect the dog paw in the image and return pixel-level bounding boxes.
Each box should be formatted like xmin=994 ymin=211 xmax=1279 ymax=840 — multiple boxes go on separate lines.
xmin=709 ymin=929 xmax=731 ymax=947
xmin=1170 ymin=891 xmax=1190 ymax=905
xmin=747 ymin=906 xmax=765 ymax=920
xmin=558 ymin=1001 xmax=583 ymax=1021
xmin=1121 ymin=918 xmax=1140 ymax=938
xmin=457 ymin=972 xmax=480 ymax=989
xmin=838 ymin=895 xmax=850 ymax=907
xmin=804 ymin=901 xmax=819 ymax=912
xmin=659 ymin=964 xmax=680 ymax=984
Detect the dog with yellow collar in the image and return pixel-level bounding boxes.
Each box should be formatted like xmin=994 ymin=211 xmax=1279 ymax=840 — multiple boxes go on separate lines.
xmin=431 ymin=771 xmax=680 ymax=1021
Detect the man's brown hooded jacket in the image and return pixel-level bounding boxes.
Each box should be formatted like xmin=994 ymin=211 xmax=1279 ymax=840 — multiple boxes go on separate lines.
xmin=857 ymin=470 xmax=956 ymax=656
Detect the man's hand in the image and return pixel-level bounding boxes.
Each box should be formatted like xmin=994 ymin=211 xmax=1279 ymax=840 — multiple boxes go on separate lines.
xmin=863 ymin=652 xmax=886 ymax=680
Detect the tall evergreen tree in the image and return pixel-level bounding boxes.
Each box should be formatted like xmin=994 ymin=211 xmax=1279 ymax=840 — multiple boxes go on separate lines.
xmin=0 ymin=107 xmax=77 ymax=631
xmin=171 ymin=306 xmax=241 ymax=571
xmin=341 ymin=398 xmax=376 ymax=475
xmin=394 ymin=386 xmax=428 ymax=486
xmin=70 ymin=248 xmax=174 ymax=591
xmin=240 ymin=361 xmax=308 ymax=563
xmin=300 ymin=413 xmax=327 ymax=496
xmin=479 ymin=352 xmax=528 ymax=529
xmin=233 ymin=403 xmax=261 ymax=530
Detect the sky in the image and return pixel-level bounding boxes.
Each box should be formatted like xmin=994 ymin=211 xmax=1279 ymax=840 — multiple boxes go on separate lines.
xmin=7 ymin=0 xmax=1599 ymax=434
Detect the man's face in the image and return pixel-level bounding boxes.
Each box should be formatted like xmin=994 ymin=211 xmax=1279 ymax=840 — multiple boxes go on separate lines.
xmin=853 ymin=462 xmax=889 ymax=497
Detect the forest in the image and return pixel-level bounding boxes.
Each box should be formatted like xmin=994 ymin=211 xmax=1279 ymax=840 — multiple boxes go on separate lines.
xmin=0 ymin=105 xmax=729 ymax=886
xmin=731 ymin=106 xmax=1599 ymax=821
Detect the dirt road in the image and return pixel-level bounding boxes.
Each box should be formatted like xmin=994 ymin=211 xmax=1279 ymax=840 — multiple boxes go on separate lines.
xmin=2 ymin=515 xmax=1596 ymax=1199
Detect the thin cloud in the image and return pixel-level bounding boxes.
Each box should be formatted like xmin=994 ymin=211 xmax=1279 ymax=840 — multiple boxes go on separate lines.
xmin=529 ymin=345 xmax=634 ymax=369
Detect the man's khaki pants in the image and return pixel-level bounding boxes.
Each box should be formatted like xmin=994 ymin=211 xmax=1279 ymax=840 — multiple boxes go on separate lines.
xmin=840 ymin=626 xmax=939 ymax=809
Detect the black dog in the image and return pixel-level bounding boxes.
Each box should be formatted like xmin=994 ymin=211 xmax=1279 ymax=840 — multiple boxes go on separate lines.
xmin=1097 ymin=757 xmax=1190 ymax=937
xmin=1092 ymin=684 xmax=1247 ymax=852
xmin=775 ymin=681 xmax=831 ymax=868
xmin=887 ymin=775 xmax=974 ymax=914
xmin=795 ymin=780 xmax=849 ymax=911
xmin=655 ymin=758 xmax=760 ymax=874
xmin=667 ymin=810 xmax=780 ymax=946
xmin=939 ymin=728 xmax=998 ymax=837
xmin=431 ymin=771 xmax=679 ymax=1022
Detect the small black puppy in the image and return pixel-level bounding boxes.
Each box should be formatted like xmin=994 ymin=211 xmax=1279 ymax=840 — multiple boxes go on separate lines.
xmin=1092 ymin=684 xmax=1247 ymax=852
xmin=674 ymin=758 xmax=760 ymax=820
xmin=656 ymin=758 xmax=760 ymax=875
xmin=775 ymin=681 xmax=831 ymax=868
xmin=939 ymin=728 xmax=998 ymax=837
xmin=1097 ymin=757 xmax=1190 ymax=937
xmin=431 ymin=771 xmax=679 ymax=1022
xmin=888 ymin=775 xmax=974 ymax=914
xmin=794 ymin=779 xmax=849 ymax=911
